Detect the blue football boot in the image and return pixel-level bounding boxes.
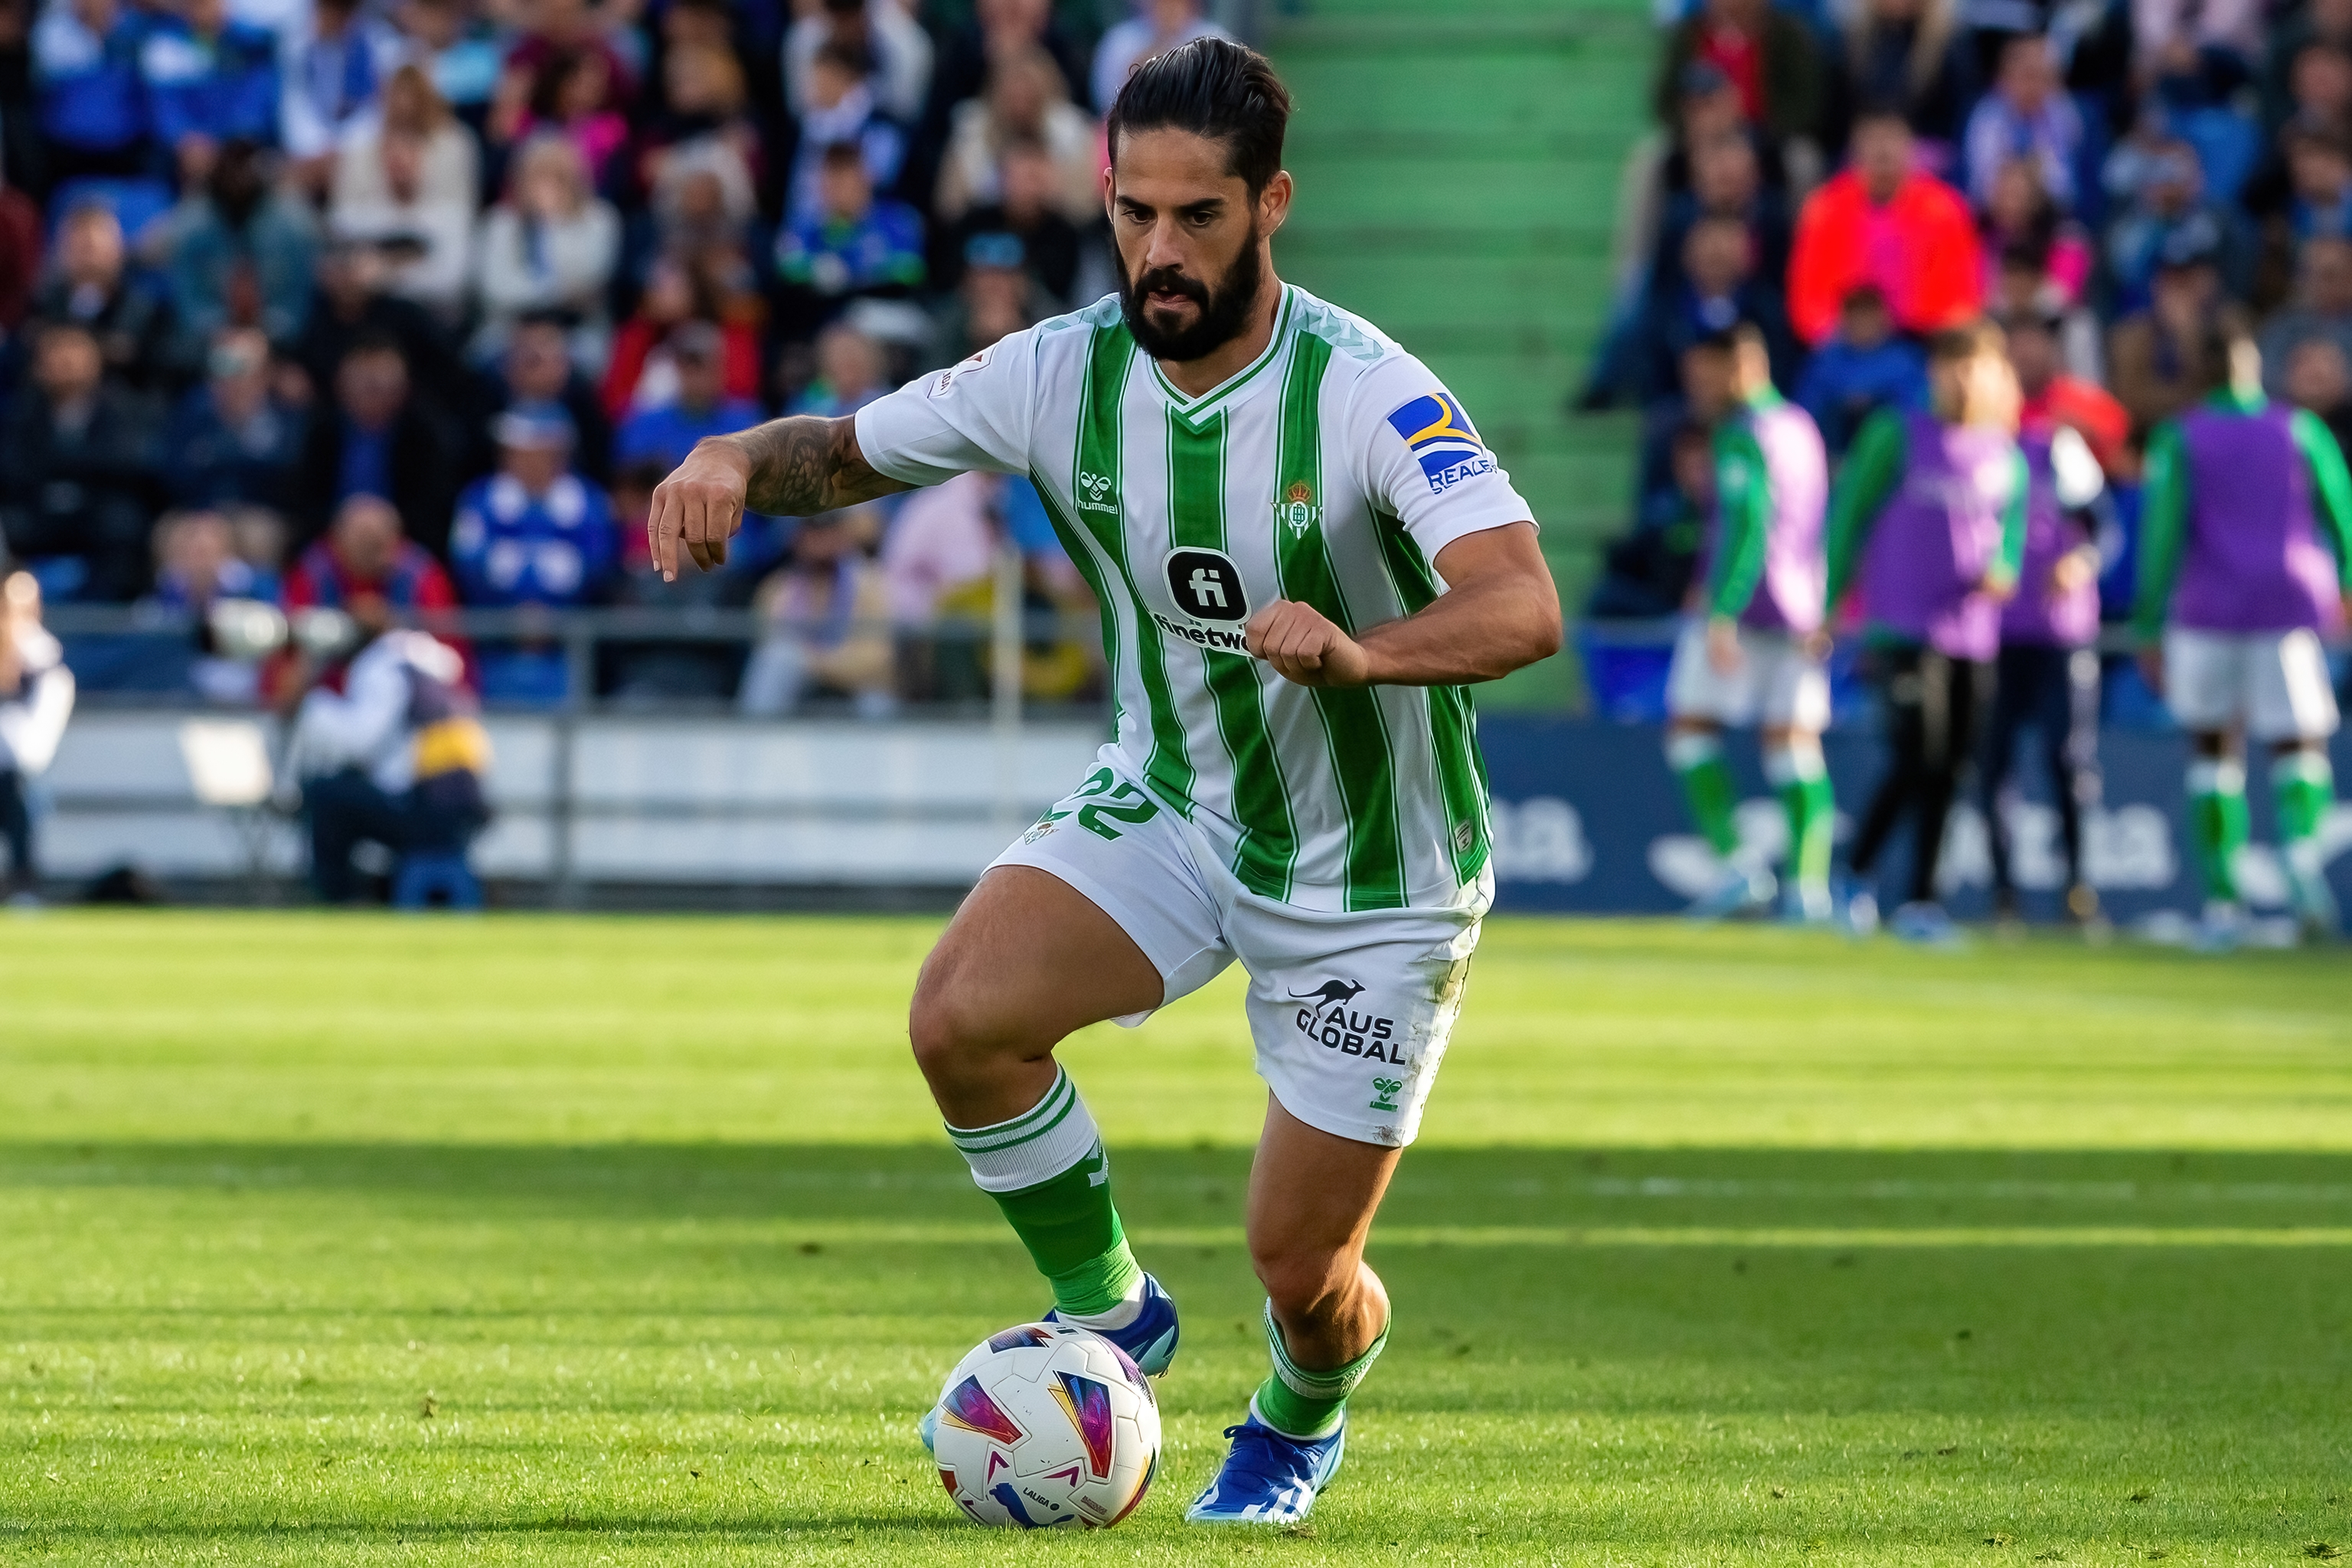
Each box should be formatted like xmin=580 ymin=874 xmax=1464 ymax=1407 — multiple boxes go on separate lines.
xmin=1184 ymin=1411 xmax=1347 ymax=1526
xmin=1045 ymin=1271 xmax=1181 ymax=1377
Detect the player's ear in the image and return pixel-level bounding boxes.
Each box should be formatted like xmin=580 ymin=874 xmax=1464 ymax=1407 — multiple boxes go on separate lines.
xmin=1259 ymin=170 xmax=1292 ymax=235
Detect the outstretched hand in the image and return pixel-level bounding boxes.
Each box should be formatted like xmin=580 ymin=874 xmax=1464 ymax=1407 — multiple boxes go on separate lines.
xmin=1246 ymin=599 xmax=1372 ymax=688
xmin=647 ymin=439 xmax=753 ymax=582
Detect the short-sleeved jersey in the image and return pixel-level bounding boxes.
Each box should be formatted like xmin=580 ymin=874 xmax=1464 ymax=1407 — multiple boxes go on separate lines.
xmin=855 ymin=286 xmax=1536 ymax=914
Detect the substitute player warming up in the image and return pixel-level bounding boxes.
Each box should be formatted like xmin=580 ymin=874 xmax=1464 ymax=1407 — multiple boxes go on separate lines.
xmin=642 ymin=40 xmax=1560 ymax=1527
xmin=2134 ymin=316 xmax=2352 ymax=949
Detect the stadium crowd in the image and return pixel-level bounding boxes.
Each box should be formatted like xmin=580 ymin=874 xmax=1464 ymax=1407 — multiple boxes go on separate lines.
xmin=1585 ymin=0 xmax=2352 ymax=944
xmin=0 ymin=0 xmax=1239 ymax=712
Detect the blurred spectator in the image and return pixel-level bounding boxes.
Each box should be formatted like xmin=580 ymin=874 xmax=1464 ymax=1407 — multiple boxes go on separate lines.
xmin=1831 ymin=0 xmax=1975 ymax=152
xmin=279 ymin=0 xmax=402 ymax=180
xmin=329 ymin=64 xmax=479 ymax=319
xmin=0 ymin=320 xmax=161 ymax=601
xmin=916 ymin=0 xmax=1089 ymax=224
xmin=498 ymin=0 xmax=633 ymax=108
xmin=1586 ymin=420 xmax=1708 ymax=619
xmin=1788 ymin=108 xmax=1983 ymax=344
xmin=139 ymin=0 xmax=279 ymax=185
xmin=1978 ymin=155 xmax=2090 ymax=304
xmin=2107 ymin=230 xmax=2228 ymax=435
xmin=1651 ymin=129 xmax=1792 ymax=296
xmin=0 ymin=570 xmax=75 ymax=903
xmin=602 ymin=253 xmax=760 ymax=416
xmin=291 ymin=234 xmax=465 ymax=410
xmin=2262 ymin=0 xmax=2352 ymax=135
xmin=163 ymin=325 xmax=304 ymax=508
xmin=614 ymin=320 xmax=760 ymax=469
xmin=648 ymin=136 xmax=756 ymax=264
xmin=1654 ymin=0 xmax=1824 ymax=165
xmin=472 ymin=132 xmax=620 ymax=371
xmin=394 ymin=0 xmax=503 ymax=125
xmin=2282 ymin=335 xmax=2352 ymax=454
xmin=31 ymin=0 xmax=149 ymax=185
xmin=1634 ymin=212 xmax=1796 ymax=403
xmin=480 ymin=310 xmax=611 ymax=483
xmin=1609 ymin=63 xmax=1792 ymax=311
xmin=145 ymin=506 xmax=277 ymax=701
xmin=2006 ymin=305 xmax=2131 ymax=475
xmin=936 ymin=46 xmax=1099 ymax=227
xmin=449 ymin=403 xmax=616 ymax=704
xmin=1962 ymin=34 xmax=2082 ymax=211
xmin=503 ymin=44 xmax=628 ymax=190
xmin=2102 ymin=136 xmax=2252 ymax=309
xmin=880 ymin=469 xmax=993 ymax=627
xmin=282 ymin=488 xmax=456 ymax=617
xmin=635 ymin=41 xmax=762 ymax=204
xmin=29 ymin=201 xmax=181 ymax=390
xmin=2260 ymin=235 xmax=2352 ymax=400
xmin=292 ymin=335 xmax=461 ymax=556
xmin=787 ymin=40 xmax=907 ymax=229
xmin=1092 ymin=0 xmax=1230 ymax=114
xmin=1795 ymin=284 xmax=1929 ymax=456
xmin=784 ymin=0 xmax=932 ymax=126
xmin=933 ymin=230 xmax=1045 ymax=362
xmin=2134 ymin=0 xmax=2259 ymax=106
xmin=773 ymin=140 xmax=925 ymax=342
xmin=0 ymin=0 xmax=34 ymax=199
xmin=738 ymin=511 xmax=893 ymax=717
xmin=161 ymin=138 xmax=319 ymax=352
xmin=0 ymin=174 xmax=36 ymax=334
xmin=787 ymin=321 xmax=886 ymax=417
xmin=935 ymin=136 xmax=1085 ymax=304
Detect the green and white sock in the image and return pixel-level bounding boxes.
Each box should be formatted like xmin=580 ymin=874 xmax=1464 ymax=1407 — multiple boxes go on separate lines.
xmin=1252 ymin=1301 xmax=1388 ymax=1441
xmin=2272 ymin=751 xmax=2336 ymax=881
xmin=2186 ymin=758 xmax=2249 ymax=904
xmin=1764 ymin=741 xmax=1835 ymax=897
xmin=1668 ymin=732 xmax=1740 ymax=858
xmin=945 ymin=1067 xmax=1143 ymax=1323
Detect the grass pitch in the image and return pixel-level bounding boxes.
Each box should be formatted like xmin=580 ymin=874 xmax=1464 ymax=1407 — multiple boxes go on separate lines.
xmin=2 ymin=913 xmax=2348 ymax=1566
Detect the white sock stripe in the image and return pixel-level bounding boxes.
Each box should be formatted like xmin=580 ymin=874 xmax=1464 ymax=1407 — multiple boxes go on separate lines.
xmin=2187 ymin=760 xmax=2246 ymax=795
xmin=947 ymin=1076 xmax=1105 ymax=1194
xmin=943 ymin=1067 xmax=1072 ymax=1149
xmin=1665 ymin=733 xmax=1722 ymax=770
xmin=1263 ymin=1301 xmax=1388 ymax=1400
xmin=2272 ymin=753 xmax=2334 ymax=786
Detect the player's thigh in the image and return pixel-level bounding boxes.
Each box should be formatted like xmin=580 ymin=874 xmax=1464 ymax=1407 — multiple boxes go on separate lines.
xmin=1756 ymin=635 xmax=1828 ymax=733
xmin=913 ymin=867 xmax=1168 ymax=1056
xmin=1665 ymin=619 xmax=1758 ymax=727
xmin=2163 ymin=628 xmax=2244 ymax=733
xmin=1232 ymin=892 xmax=1485 ymax=1152
xmin=1245 ymin=1094 xmax=1400 ymax=1295
xmin=2246 ymin=628 xmax=2341 ymax=743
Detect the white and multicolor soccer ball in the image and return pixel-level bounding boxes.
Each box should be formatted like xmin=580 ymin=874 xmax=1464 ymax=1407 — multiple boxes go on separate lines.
xmin=929 ymin=1321 xmax=1160 ymax=1529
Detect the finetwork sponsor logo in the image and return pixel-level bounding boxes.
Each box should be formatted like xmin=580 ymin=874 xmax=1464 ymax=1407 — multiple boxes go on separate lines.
xmin=1290 ymin=978 xmax=1403 ymax=1064
xmin=1151 ymin=610 xmax=1250 ymax=653
xmin=1384 ymin=390 xmax=1496 ymax=495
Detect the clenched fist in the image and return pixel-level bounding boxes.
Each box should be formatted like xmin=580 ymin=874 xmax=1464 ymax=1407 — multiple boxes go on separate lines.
xmin=648 ymin=438 xmax=753 ymax=581
xmin=1246 ymin=599 xmax=1372 ymax=688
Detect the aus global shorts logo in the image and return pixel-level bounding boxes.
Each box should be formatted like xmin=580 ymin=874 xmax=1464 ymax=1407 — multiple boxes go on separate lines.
xmin=1155 ymin=547 xmax=1252 ymax=654
xmin=1291 ymin=978 xmax=1403 ymax=1064
xmin=1385 ymin=390 xmax=1495 ymax=495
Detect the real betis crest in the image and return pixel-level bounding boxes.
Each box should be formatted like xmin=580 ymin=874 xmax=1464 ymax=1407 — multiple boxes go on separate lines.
xmin=1276 ymin=480 xmax=1321 ymax=539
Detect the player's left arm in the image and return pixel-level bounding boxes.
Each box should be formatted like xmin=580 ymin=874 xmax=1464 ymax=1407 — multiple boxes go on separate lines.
xmin=2290 ymin=409 xmax=2352 ymax=596
xmin=1247 ymin=521 xmax=1560 ymax=688
xmin=1981 ymin=448 xmax=2028 ymax=601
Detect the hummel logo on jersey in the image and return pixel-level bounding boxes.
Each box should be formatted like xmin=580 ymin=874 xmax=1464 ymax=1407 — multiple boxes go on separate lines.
xmin=1291 ymin=978 xmax=1401 ymax=1063
xmin=1076 ymin=470 xmax=1116 ymax=514
xmin=1386 ymin=390 xmax=1496 ymax=495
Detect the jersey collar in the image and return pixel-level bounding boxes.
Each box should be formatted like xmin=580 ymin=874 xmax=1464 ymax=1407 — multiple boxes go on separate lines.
xmin=2204 ymin=387 xmax=2267 ymax=416
xmin=1148 ymin=285 xmax=1296 ymax=430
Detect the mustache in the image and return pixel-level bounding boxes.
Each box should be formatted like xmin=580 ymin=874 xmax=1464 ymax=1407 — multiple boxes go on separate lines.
xmin=1133 ymin=266 xmax=1208 ymax=305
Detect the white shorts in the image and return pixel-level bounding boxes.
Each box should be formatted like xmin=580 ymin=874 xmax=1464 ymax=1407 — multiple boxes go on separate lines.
xmin=989 ymin=763 xmax=1489 ymax=1148
xmin=2164 ymin=627 xmax=2341 ymax=742
xmin=1665 ymin=620 xmax=1831 ymax=731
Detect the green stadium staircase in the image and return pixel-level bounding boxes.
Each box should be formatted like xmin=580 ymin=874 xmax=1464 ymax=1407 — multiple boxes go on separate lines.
xmin=1265 ymin=0 xmax=1653 ymax=710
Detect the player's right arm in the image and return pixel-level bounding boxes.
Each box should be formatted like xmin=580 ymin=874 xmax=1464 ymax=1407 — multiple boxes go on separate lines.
xmin=2131 ymin=420 xmax=2189 ymax=694
xmin=647 ymin=416 xmax=910 ymax=582
xmin=1822 ymin=407 xmax=1907 ymax=614
xmin=1704 ymin=423 xmax=1770 ymax=671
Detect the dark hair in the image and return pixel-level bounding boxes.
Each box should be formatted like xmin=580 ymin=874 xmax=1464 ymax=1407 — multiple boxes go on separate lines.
xmin=1691 ymin=321 xmax=1767 ymax=356
xmin=1106 ymin=38 xmax=1292 ymax=196
xmin=341 ymin=331 xmax=407 ymax=365
xmin=1851 ymin=100 xmax=1916 ymax=132
xmin=1926 ymin=321 xmax=2004 ymax=363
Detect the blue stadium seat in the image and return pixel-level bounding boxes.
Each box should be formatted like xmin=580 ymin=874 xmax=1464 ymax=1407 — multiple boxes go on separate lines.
xmin=392 ymin=850 xmax=483 ymax=911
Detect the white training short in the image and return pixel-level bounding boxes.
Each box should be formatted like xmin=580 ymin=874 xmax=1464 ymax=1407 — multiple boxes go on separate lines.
xmin=1664 ymin=619 xmax=1831 ymax=731
xmin=2164 ymin=626 xmax=2341 ymax=742
xmin=989 ymin=763 xmax=1489 ymax=1149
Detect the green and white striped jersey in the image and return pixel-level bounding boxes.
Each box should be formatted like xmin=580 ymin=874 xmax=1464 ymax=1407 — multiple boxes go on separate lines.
xmin=855 ymin=286 xmax=1535 ymax=913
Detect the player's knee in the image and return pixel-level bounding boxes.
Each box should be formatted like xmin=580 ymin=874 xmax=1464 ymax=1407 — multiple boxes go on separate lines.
xmin=906 ymin=969 xmax=1004 ymax=1079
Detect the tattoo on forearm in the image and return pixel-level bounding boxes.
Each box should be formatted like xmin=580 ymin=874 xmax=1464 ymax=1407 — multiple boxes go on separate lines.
xmin=727 ymin=416 xmax=893 ymax=515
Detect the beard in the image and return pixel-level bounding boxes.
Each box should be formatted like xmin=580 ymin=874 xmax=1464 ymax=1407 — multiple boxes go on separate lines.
xmin=1116 ymin=221 xmax=1266 ymax=363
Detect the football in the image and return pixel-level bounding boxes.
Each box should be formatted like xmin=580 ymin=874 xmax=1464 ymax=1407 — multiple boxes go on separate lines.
xmin=928 ymin=1321 xmax=1161 ymax=1529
